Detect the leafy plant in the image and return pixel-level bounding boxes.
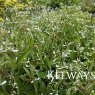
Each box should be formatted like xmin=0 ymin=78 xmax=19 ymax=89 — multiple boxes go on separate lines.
xmin=0 ymin=2 xmax=95 ymax=95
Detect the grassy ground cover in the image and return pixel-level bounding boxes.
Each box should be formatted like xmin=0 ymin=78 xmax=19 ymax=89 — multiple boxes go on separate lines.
xmin=0 ymin=0 xmax=95 ymax=95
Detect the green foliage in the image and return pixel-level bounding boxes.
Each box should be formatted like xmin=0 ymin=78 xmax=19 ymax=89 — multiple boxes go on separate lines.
xmin=0 ymin=2 xmax=95 ymax=95
xmin=0 ymin=0 xmax=32 ymax=18
xmin=80 ymin=0 xmax=95 ymax=12
xmin=32 ymin=0 xmax=80 ymax=8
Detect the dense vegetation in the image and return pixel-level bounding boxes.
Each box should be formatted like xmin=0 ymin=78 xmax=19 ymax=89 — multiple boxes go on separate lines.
xmin=0 ymin=0 xmax=95 ymax=95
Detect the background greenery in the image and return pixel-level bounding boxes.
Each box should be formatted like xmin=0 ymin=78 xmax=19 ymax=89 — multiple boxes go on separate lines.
xmin=0 ymin=0 xmax=95 ymax=95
